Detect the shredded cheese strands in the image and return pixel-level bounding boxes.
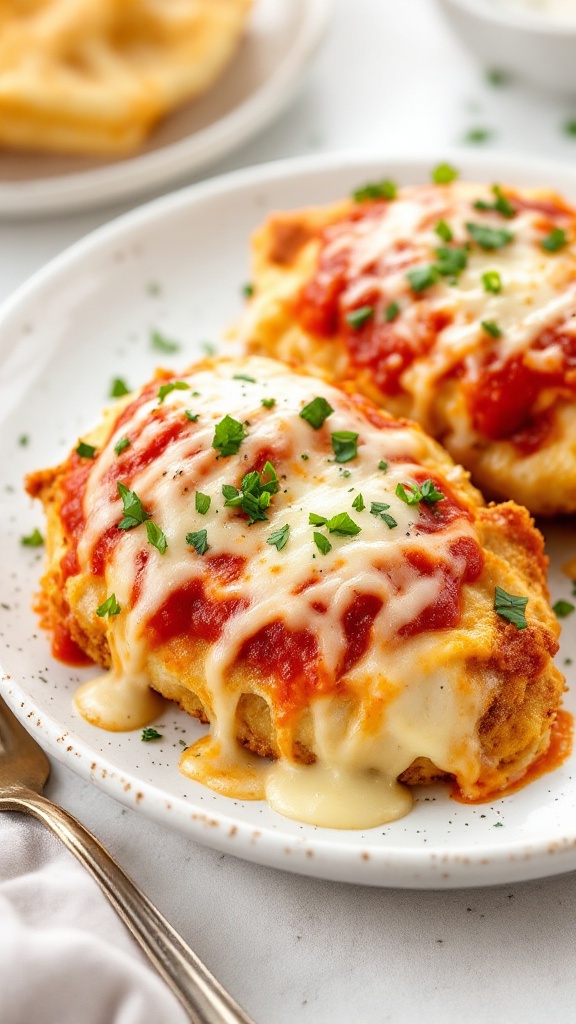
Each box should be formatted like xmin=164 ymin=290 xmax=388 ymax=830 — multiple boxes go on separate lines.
xmin=73 ymin=357 xmax=489 ymax=829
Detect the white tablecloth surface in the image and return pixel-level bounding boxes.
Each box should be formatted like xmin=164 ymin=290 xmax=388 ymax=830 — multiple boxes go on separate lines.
xmin=2 ymin=2 xmax=576 ymax=1022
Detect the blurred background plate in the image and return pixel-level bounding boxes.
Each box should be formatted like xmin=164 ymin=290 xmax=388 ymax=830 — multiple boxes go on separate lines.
xmin=0 ymin=0 xmax=330 ymax=218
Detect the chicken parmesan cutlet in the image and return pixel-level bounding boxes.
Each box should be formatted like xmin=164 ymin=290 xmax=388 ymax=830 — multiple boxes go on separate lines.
xmin=26 ymin=356 xmax=564 ymax=828
xmin=239 ymin=174 xmax=576 ymax=514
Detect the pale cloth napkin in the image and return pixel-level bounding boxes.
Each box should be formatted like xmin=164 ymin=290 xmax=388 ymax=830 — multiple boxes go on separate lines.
xmin=0 ymin=814 xmax=188 ymax=1024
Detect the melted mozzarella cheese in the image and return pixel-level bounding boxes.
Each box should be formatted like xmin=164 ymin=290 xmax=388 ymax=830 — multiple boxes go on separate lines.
xmin=325 ymin=182 xmax=576 ymax=430
xmin=73 ymin=356 xmax=489 ymax=828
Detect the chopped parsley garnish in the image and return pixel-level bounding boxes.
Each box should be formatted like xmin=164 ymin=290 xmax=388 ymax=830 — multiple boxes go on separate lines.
xmin=76 ymin=442 xmax=97 ymax=459
xmin=481 ymin=319 xmax=502 ymax=338
xmin=97 ymin=593 xmax=121 ymax=618
xmin=212 ymin=415 xmax=247 ymax=457
xmin=407 ymin=265 xmax=439 ymax=293
xmin=242 ymin=283 xmax=254 ymax=298
xmin=331 ymin=430 xmax=359 ymax=463
xmin=563 ymin=119 xmax=576 ymax=137
xmin=435 ymin=220 xmax=453 ymax=243
xmin=151 ymin=329 xmax=180 ymax=353
xmin=18 ymin=435 xmax=29 ymax=447
xmin=201 ymin=341 xmax=217 ymax=356
xmin=116 ymin=482 xmax=151 ymax=530
xmin=482 ymin=270 xmax=502 ymax=294
xmin=435 ymin=246 xmax=468 ymax=278
xmin=267 ymin=524 xmax=290 ymax=551
xmin=110 ymin=377 xmax=130 ymax=398
xmin=541 ymin=228 xmax=568 ymax=253
xmin=158 ymin=380 xmax=190 ymax=404
xmin=184 ymin=411 xmax=199 ymax=422
xmin=464 ymin=127 xmax=492 ymax=145
xmin=345 ymin=305 xmax=374 ymax=330
xmin=486 ymin=67 xmax=509 ymax=87
xmin=114 ymin=437 xmax=131 ymax=455
xmin=186 ymin=529 xmax=208 ymax=555
xmin=146 ymin=521 xmax=167 ymax=554
xmin=233 ymin=374 xmax=257 ymax=383
xmin=432 ymin=163 xmax=459 ymax=185
xmin=301 ymin=453 xmax=309 ymax=461
xmin=222 ymin=461 xmax=279 ymax=524
xmin=141 ymin=728 xmax=163 ymax=742
xmin=473 ymin=184 xmax=515 ymax=219
xmin=494 ymin=586 xmax=528 ymax=629
xmin=384 ymin=301 xmax=400 ymax=322
xmin=553 ymin=599 xmax=575 ymax=618
xmin=378 ymin=460 xmax=388 ymax=472
xmin=195 ymin=492 xmax=211 ymax=515
xmin=352 ymin=179 xmax=397 ymax=203
xmin=309 ymin=511 xmax=361 ymax=536
xmin=313 ymin=531 xmax=332 ymax=555
xmin=20 ymin=528 xmax=43 ymax=547
xmin=352 ymin=493 xmax=365 ymax=512
xmin=466 ymin=222 xmax=514 ymax=250
xmin=396 ymin=479 xmax=445 ymax=506
xmin=299 ymin=396 xmax=334 ymax=429
xmin=261 ymin=397 xmax=276 ymax=409
xmin=369 ymin=501 xmax=398 ymax=528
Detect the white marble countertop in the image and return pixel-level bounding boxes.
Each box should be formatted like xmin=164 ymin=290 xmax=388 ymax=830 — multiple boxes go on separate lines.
xmin=3 ymin=1 xmax=576 ymax=1021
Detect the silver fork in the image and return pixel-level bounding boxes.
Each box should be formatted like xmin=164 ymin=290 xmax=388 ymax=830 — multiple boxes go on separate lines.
xmin=0 ymin=695 xmax=256 ymax=1024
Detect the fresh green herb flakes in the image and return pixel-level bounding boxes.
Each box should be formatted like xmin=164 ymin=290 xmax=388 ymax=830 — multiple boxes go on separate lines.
xmin=261 ymin=397 xmax=276 ymax=409
xmin=494 ymin=586 xmax=528 ymax=629
xmin=396 ymin=479 xmax=445 ymax=506
xmin=158 ymin=380 xmax=190 ymax=404
xmin=21 ymin=528 xmax=44 ymax=547
xmin=151 ymin=329 xmax=180 ymax=353
xmin=464 ymin=128 xmax=493 ymax=145
xmin=110 ymin=378 xmax=130 ymax=398
xmin=345 ymin=305 xmax=374 ymax=330
xmin=299 ymin=396 xmax=334 ymax=430
xmin=378 ymin=460 xmax=388 ymax=472
xmin=435 ymin=220 xmax=453 ymax=243
xmin=146 ymin=521 xmax=167 ymax=553
xmin=222 ymin=462 xmax=279 ymax=524
xmin=242 ymin=283 xmax=255 ymax=298
xmin=481 ymin=319 xmax=502 ymax=338
xmin=114 ymin=437 xmax=131 ymax=455
xmin=184 ymin=411 xmax=199 ymax=422
xmin=406 ymin=265 xmax=439 ymax=293
xmin=384 ymin=301 xmax=400 ymax=322
xmin=117 ymin=482 xmax=151 ymax=530
xmin=76 ymin=442 xmax=97 ymax=459
xmin=541 ymin=228 xmax=568 ymax=253
xmin=432 ymin=163 xmax=459 ymax=185
xmin=331 ymin=431 xmax=359 ymax=463
xmin=482 ymin=271 xmax=502 ymax=294
xmin=435 ymin=246 xmax=468 ymax=278
xmin=474 ymin=184 xmax=515 ymax=219
xmin=233 ymin=374 xmax=257 ymax=383
xmin=267 ymin=524 xmax=290 ymax=551
xmin=195 ymin=492 xmax=211 ymax=515
xmin=186 ymin=529 xmax=209 ymax=555
xmin=313 ymin=531 xmax=332 ymax=555
xmin=352 ymin=179 xmax=397 ymax=203
xmin=212 ymin=415 xmax=247 ymax=457
xmin=352 ymin=493 xmax=365 ymax=512
xmin=553 ymin=599 xmax=575 ymax=618
xmin=97 ymin=593 xmax=121 ymax=618
xmin=466 ymin=222 xmax=514 ymax=250
xmin=141 ymin=728 xmax=163 ymax=742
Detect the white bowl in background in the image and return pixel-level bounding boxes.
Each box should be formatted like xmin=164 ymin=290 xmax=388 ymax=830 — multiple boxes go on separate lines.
xmin=437 ymin=0 xmax=576 ymax=94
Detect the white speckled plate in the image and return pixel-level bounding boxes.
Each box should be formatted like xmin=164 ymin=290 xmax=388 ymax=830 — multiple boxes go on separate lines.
xmin=0 ymin=0 xmax=330 ymax=217
xmin=1 ymin=153 xmax=576 ymax=888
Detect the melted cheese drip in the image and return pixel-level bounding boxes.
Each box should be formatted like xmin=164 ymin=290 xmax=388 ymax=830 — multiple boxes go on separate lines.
xmin=72 ymin=356 xmax=489 ymax=829
xmin=328 ymin=183 xmax=576 ymax=431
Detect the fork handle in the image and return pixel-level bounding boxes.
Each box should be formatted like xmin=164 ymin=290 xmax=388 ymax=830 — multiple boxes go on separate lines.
xmin=2 ymin=790 xmax=256 ymax=1024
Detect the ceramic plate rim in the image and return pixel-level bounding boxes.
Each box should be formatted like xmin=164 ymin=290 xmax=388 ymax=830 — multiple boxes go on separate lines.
xmin=2 ymin=149 xmax=576 ymax=889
